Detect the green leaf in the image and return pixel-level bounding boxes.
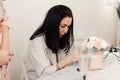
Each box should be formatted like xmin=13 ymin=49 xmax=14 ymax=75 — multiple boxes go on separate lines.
xmin=116 ymin=3 xmax=120 ymax=18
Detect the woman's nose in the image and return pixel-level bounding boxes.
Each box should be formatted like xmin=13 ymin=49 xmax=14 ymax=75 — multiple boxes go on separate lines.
xmin=64 ymin=27 xmax=68 ymax=33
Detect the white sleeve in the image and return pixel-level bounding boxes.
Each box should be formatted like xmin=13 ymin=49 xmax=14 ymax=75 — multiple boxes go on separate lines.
xmin=27 ymin=37 xmax=57 ymax=78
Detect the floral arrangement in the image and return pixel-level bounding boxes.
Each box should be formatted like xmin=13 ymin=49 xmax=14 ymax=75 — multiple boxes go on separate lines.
xmin=81 ymin=36 xmax=109 ymax=53
xmin=80 ymin=36 xmax=109 ymax=70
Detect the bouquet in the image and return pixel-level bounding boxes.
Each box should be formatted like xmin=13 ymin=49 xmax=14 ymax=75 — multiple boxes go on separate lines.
xmin=81 ymin=36 xmax=109 ymax=53
xmin=81 ymin=36 xmax=109 ymax=70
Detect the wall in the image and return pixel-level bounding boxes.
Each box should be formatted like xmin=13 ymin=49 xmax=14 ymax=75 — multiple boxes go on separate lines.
xmin=3 ymin=0 xmax=118 ymax=80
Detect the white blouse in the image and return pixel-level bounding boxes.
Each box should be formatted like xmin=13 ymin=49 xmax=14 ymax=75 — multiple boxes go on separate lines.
xmin=25 ymin=36 xmax=67 ymax=80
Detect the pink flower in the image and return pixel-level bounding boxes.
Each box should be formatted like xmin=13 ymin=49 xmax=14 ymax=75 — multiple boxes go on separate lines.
xmin=81 ymin=36 xmax=109 ymax=52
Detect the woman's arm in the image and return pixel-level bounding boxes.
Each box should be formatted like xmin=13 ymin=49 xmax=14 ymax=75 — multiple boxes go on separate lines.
xmin=26 ymin=37 xmax=57 ymax=79
xmin=0 ymin=24 xmax=9 ymax=51
xmin=0 ymin=8 xmax=10 ymax=52
xmin=57 ymin=50 xmax=80 ymax=70
xmin=0 ymin=8 xmax=11 ymax=66
xmin=27 ymin=37 xmax=80 ymax=79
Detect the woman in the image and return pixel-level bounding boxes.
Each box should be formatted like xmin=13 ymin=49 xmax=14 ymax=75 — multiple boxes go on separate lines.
xmin=25 ymin=5 xmax=79 ymax=80
xmin=0 ymin=0 xmax=12 ymax=79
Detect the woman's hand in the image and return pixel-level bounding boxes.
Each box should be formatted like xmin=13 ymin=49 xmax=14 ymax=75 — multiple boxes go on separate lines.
xmin=0 ymin=50 xmax=12 ymax=66
xmin=65 ymin=50 xmax=80 ymax=64
xmin=0 ymin=70 xmax=10 ymax=80
xmin=57 ymin=50 xmax=80 ymax=70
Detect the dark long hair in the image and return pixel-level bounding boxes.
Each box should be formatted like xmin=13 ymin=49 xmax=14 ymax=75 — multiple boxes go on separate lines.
xmin=30 ymin=5 xmax=74 ymax=54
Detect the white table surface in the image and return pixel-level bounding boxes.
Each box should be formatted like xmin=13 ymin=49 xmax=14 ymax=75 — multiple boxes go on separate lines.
xmin=40 ymin=62 xmax=120 ymax=80
xmin=40 ymin=64 xmax=82 ymax=80
xmin=40 ymin=52 xmax=120 ymax=80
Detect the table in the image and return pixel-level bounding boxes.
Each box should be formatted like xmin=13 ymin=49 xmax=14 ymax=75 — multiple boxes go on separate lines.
xmin=40 ymin=64 xmax=82 ymax=80
xmin=40 ymin=52 xmax=120 ymax=80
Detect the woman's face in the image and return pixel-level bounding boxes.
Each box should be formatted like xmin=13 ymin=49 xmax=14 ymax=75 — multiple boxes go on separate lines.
xmin=59 ymin=17 xmax=72 ymax=38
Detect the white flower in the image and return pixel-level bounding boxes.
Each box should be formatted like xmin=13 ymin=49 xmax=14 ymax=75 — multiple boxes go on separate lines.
xmin=81 ymin=36 xmax=109 ymax=52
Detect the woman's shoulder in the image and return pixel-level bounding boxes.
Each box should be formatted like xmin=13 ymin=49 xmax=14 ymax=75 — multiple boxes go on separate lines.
xmin=29 ymin=35 xmax=45 ymax=44
xmin=28 ymin=35 xmax=47 ymax=51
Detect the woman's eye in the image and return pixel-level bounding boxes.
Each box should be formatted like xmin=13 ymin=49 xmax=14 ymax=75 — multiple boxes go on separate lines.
xmin=61 ymin=25 xmax=66 ymax=28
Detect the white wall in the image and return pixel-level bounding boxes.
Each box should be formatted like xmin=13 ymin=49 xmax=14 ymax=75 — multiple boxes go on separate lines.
xmin=3 ymin=0 xmax=118 ymax=80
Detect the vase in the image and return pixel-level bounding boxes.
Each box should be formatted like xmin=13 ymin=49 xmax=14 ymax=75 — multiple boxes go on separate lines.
xmin=88 ymin=51 xmax=103 ymax=71
xmin=79 ymin=54 xmax=91 ymax=80
xmin=116 ymin=18 xmax=120 ymax=45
